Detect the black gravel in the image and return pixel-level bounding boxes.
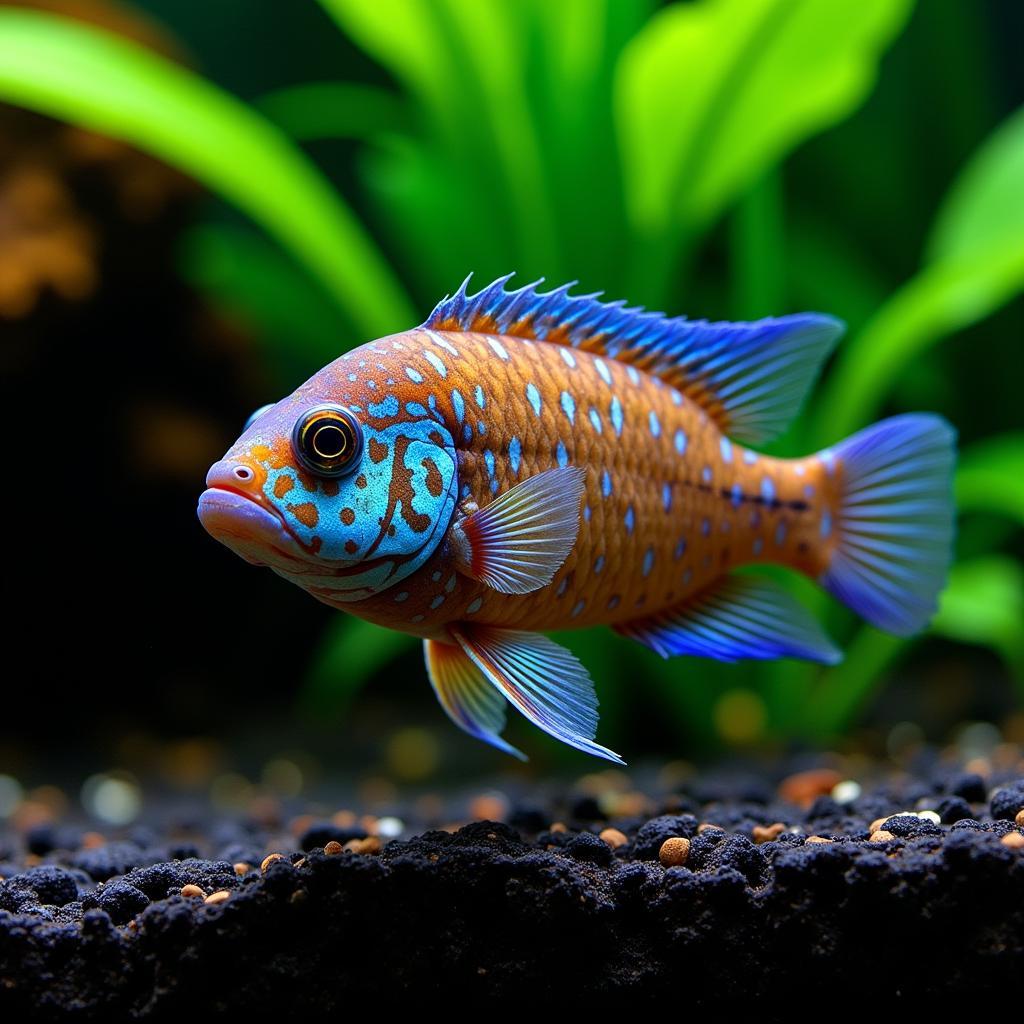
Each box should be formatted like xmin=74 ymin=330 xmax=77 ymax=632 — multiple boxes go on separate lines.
xmin=1 ymin=765 xmax=1023 ymax=1015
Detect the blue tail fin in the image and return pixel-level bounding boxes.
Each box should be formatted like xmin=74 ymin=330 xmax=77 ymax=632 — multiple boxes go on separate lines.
xmin=820 ymin=414 xmax=957 ymax=636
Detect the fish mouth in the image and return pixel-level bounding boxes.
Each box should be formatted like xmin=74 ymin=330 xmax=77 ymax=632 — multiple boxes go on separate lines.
xmin=197 ymin=486 xmax=309 ymax=567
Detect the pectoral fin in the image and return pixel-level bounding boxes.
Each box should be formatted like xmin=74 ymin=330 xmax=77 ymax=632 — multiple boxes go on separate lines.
xmin=424 ymin=639 xmax=525 ymax=760
xmin=450 ymin=623 xmax=624 ymax=764
xmin=451 ymin=467 xmax=586 ymax=594
xmin=614 ymin=574 xmax=842 ymax=664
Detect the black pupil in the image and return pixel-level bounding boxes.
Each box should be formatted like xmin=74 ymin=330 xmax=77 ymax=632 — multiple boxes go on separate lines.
xmin=311 ymin=421 xmax=348 ymax=461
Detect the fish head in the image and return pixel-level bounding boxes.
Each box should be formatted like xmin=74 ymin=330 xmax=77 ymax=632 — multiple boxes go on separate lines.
xmin=198 ymin=356 xmax=459 ymax=603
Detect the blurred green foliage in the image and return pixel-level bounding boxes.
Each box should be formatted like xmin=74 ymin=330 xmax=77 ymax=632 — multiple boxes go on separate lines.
xmin=1 ymin=0 xmax=1020 ymax=755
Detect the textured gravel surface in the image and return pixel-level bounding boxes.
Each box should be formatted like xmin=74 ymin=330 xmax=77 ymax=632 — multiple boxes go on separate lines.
xmin=2 ymin=760 xmax=1023 ymax=1015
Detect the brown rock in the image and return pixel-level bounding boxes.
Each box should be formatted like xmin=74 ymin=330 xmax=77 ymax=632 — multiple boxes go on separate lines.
xmin=599 ymin=828 xmax=628 ymax=849
xmin=779 ymin=768 xmax=843 ymax=808
xmin=752 ymin=823 xmax=785 ymax=844
xmin=659 ymin=836 xmax=691 ymax=867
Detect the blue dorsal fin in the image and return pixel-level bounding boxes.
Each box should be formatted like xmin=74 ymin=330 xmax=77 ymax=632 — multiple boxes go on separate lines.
xmin=423 ymin=274 xmax=845 ymax=444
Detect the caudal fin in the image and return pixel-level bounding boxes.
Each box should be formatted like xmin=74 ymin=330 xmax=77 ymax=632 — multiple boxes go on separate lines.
xmin=820 ymin=414 xmax=956 ymax=636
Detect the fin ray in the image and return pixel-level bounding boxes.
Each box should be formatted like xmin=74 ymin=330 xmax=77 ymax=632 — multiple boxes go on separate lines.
xmin=423 ymin=275 xmax=845 ymax=444
xmin=424 ymin=639 xmax=526 ymax=760
xmin=451 ymin=624 xmax=624 ymax=764
xmin=615 ymin=575 xmax=842 ymax=665
xmin=452 ymin=467 xmax=586 ymax=594
xmin=821 ymin=414 xmax=956 ymax=635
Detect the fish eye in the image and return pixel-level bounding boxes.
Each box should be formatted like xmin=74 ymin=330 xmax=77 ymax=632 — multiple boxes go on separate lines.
xmin=244 ymin=403 xmax=275 ymax=430
xmin=292 ymin=404 xmax=363 ymax=478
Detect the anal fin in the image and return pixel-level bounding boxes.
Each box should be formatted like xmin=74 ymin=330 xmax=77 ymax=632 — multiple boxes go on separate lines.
xmin=614 ymin=574 xmax=842 ymax=665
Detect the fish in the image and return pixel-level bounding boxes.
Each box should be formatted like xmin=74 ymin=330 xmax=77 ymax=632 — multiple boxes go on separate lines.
xmin=198 ymin=274 xmax=956 ymax=763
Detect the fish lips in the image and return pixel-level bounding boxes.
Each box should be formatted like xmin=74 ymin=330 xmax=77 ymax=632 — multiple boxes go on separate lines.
xmin=197 ymin=487 xmax=303 ymax=568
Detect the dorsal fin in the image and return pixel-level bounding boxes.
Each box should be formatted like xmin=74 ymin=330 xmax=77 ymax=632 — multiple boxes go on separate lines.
xmin=422 ymin=274 xmax=845 ymax=444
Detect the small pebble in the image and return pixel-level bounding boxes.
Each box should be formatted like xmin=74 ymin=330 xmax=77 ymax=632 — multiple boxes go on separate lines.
xmin=659 ymin=836 xmax=691 ymax=867
xmin=323 ymin=841 xmax=343 ymax=855
xmin=869 ymin=830 xmax=895 ymax=843
xmin=260 ymin=853 xmax=285 ymax=872
xmin=779 ymin=768 xmax=842 ymax=807
xmin=344 ymin=836 xmax=382 ymax=855
xmin=81 ymin=832 xmax=106 ymax=849
xmin=831 ymin=780 xmax=861 ymax=804
xmin=599 ymin=827 xmax=628 ymax=849
xmin=1001 ymin=832 xmax=1024 ymax=850
xmin=917 ymin=810 xmax=941 ymax=825
xmin=332 ymin=810 xmax=357 ymax=828
xmin=204 ymin=890 xmax=230 ymax=905
xmin=1016 ymin=810 xmax=1024 ymax=827
xmin=180 ymin=885 xmax=204 ymax=899
xmin=697 ymin=823 xmax=723 ymax=834
xmin=233 ymin=863 xmax=250 ymax=876
xmin=806 ymin=836 xmax=833 ymax=844
xmin=549 ymin=822 xmax=568 ymax=833
xmin=469 ymin=793 xmax=509 ymax=822
xmin=752 ymin=823 xmax=785 ymax=844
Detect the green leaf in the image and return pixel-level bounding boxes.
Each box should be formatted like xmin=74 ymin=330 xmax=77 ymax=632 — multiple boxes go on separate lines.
xmin=0 ymin=9 xmax=414 ymax=336
xmin=813 ymin=103 xmax=1024 ymax=442
xmin=931 ymin=557 xmax=1024 ymax=679
xmin=615 ymin=0 xmax=912 ymax=235
xmin=955 ymin=433 xmax=1024 ymax=526
xmin=256 ymin=82 xmax=410 ymax=142
xmin=301 ymin=617 xmax=416 ymax=716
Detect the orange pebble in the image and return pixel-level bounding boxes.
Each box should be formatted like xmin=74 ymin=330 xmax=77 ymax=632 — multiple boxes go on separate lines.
xmin=869 ymin=830 xmax=895 ymax=843
xmin=752 ymin=823 xmax=785 ymax=844
xmin=260 ymin=853 xmax=285 ymax=872
xmin=180 ymin=885 xmax=204 ymax=899
xmin=204 ymin=890 xmax=230 ymax=905
xmin=1001 ymin=832 xmax=1024 ymax=850
xmin=779 ymin=769 xmax=842 ymax=808
xmin=323 ymin=841 xmax=343 ymax=855
xmin=599 ymin=828 xmax=628 ymax=849
xmin=805 ymin=836 xmax=833 ymax=844
xmin=233 ymin=863 xmax=250 ymax=876
xmin=659 ymin=836 xmax=691 ymax=867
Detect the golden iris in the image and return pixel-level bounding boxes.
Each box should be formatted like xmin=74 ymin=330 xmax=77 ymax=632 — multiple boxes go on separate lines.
xmin=292 ymin=404 xmax=363 ymax=477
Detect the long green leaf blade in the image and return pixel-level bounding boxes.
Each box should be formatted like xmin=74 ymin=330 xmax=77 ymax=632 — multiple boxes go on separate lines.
xmin=0 ymin=9 xmax=414 ymax=336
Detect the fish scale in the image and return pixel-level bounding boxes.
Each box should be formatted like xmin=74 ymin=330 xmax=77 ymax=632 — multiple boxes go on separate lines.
xmin=199 ymin=275 xmax=956 ymax=764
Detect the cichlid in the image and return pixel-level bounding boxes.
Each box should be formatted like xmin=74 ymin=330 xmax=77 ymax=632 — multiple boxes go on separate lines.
xmin=198 ymin=275 xmax=956 ymax=763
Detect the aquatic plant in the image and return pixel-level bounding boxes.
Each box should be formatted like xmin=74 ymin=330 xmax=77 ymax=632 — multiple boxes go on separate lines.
xmin=0 ymin=0 xmax=1020 ymax=752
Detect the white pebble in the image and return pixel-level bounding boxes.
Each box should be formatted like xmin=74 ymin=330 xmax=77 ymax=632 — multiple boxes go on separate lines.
xmin=831 ymin=780 xmax=861 ymax=804
xmin=917 ymin=810 xmax=941 ymax=824
xmin=375 ymin=816 xmax=404 ymax=839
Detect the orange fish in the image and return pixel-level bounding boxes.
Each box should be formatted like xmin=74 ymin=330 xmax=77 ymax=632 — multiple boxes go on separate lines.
xmin=198 ymin=275 xmax=956 ymax=762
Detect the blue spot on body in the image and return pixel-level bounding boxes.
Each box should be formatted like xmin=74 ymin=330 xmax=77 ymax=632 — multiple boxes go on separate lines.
xmin=560 ymin=348 xmax=577 ymax=368
xmin=509 ymin=436 xmax=522 ymax=474
xmin=743 ymin=450 xmax=758 ymax=465
xmin=484 ymin=449 xmax=496 ymax=477
xmin=601 ymin=470 xmax=612 ymax=498
xmin=761 ymin=477 xmax=776 ymax=504
xmin=701 ymin=518 xmax=711 ymax=537
xmin=571 ymin=599 xmax=586 ymax=618
xmin=594 ymin=555 xmax=605 ymax=573
xmin=445 ymin=575 xmax=457 ymax=593
xmin=463 ymin=424 xmax=473 ymax=443
xmin=430 ymin=594 xmax=445 ymax=609
xmin=560 ymin=391 xmax=576 ymax=424
xmin=487 ymin=338 xmax=509 ymax=360
xmin=624 ymin=505 xmax=635 ymax=534
xmin=556 ymin=441 xmax=569 ymax=468
xmin=731 ymin=483 xmax=743 ymax=507
xmin=821 ymin=510 xmax=832 ymax=538
xmin=477 ymin=421 xmax=486 ymax=435
xmin=702 ymin=466 xmax=713 ymax=484
xmin=670 ymin=390 xmax=683 ymax=406
xmin=475 ymin=385 xmax=486 ymax=409
xmin=557 ymin=577 xmax=570 ymax=597
xmin=405 ymin=402 xmax=429 ymax=417
xmin=347 ymin=372 xmax=358 ymax=382
xmin=424 ymin=351 xmax=447 ymax=377
xmin=820 ymin=449 xmax=835 ymax=475
xmin=490 ymin=478 xmax=499 ymax=494
xmin=526 ymin=382 xmax=541 ymax=417
xmin=642 ymin=548 xmax=655 ymax=577
xmin=451 ymin=389 xmax=465 ymax=423
xmin=607 ymin=595 xmax=621 ymax=610
xmin=588 ymin=407 xmax=603 ymax=434
xmin=674 ymin=429 xmax=688 ymax=455
xmin=720 ymin=437 xmax=733 ymax=462
xmin=595 ymin=359 xmax=612 ymax=386
xmin=662 ymin=483 xmax=672 ymax=511
xmin=368 ymin=395 xmax=399 ymax=418
xmin=461 ymin=482 xmax=472 ymax=498
xmin=432 ymin=571 xmax=442 ymax=582
xmin=394 ymin=592 xmax=409 ymax=603
xmin=405 ymin=367 xmax=424 ymax=384
xmin=674 ymin=538 xmax=687 ymax=559
xmin=775 ymin=522 xmax=787 ymax=546
xmin=583 ymin=503 xmax=591 ymax=522
xmin=683 ymin=569 xmax=693 ymax=586
xmin=610 ymin=396 xmax=624 ymax=436
xmin=804 ymin=484 xmax=815 ymax=499
xmin=648 ymin=410 xmax=661 ymax=437
xmin=753 ymin=537 xmax=764 ymax=556
xmin=466 ymin=597 xmax=483 ymax=614
xmin=627 ymin=366 xmax=640 ymax=386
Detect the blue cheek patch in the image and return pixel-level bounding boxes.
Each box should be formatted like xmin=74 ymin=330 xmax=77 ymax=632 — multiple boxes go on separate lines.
xmin=260 ymin=417 xmax=458 ymax=601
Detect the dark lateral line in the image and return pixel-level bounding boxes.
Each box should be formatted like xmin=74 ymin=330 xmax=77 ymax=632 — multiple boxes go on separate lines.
xmin=683 ymin=478 xmax=808 ymax=512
